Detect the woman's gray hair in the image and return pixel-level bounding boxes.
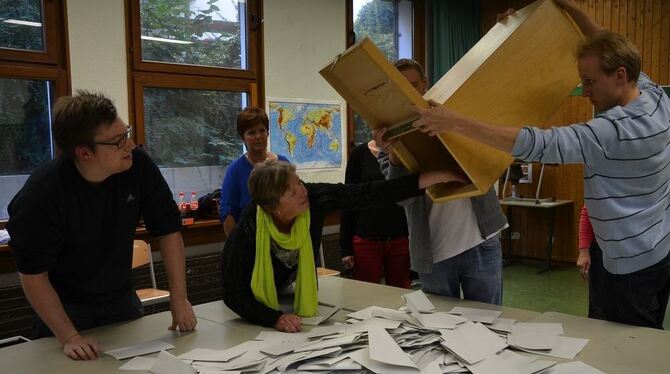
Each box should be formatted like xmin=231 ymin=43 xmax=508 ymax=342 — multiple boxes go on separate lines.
xmin=248 ymin=160 xmax=297 ymax=212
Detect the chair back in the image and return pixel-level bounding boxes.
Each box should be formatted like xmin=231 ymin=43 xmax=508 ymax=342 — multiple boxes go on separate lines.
xmin=132 ymin=240 xmax=151 ymax=268
xmin=132 ymin=240 xmax=158 ymax=289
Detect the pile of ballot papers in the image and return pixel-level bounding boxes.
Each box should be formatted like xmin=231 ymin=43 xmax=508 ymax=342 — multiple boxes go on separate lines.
xmin=111 ymin=290 xmax=604 ymax=374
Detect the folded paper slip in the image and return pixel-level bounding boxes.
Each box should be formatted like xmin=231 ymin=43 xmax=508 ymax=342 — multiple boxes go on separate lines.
xmin=320 ymin=0 xmax=582 ymax=202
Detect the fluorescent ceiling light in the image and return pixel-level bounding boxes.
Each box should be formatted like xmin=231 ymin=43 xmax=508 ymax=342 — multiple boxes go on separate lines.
xmin=3 ymin=19 xmax=42 ymax=27
xmin=141 ymin=35 xmax=193 ymax=45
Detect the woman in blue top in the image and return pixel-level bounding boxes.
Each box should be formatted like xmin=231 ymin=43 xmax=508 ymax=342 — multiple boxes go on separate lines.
xmin=220 ymin=108 xmax=289 ymax=238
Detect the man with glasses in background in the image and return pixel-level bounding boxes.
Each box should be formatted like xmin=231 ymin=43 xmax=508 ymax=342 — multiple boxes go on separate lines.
xmin=7 ymin=91 xmax=197 ymax=360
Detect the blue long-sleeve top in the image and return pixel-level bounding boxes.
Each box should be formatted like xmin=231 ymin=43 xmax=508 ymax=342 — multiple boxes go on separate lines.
xmin=220 ymin=154 xmax=290 ymax=222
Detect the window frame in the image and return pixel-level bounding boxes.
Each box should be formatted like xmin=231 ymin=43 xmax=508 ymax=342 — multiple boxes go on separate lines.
xmin=127 ymin=0 xmax=261 ymax=81
xmin=131 ymin=72 xmax=258 ymax=147
xmin=126 ymin=0 xmax=264 ymax=150
xmin=345 ymin=0 xmax=425 ymax=153
xmin=0 ymin=0 xmax=70 ymax=227
xmin=0 ymin=0 xmax=67 ymax=65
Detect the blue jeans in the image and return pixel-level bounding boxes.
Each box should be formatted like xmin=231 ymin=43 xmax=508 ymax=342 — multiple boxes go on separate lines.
xmin=419 ymin=235 xmax=503 ymax=305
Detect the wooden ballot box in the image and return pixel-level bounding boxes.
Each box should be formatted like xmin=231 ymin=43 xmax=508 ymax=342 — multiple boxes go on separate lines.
xmin=320 ymin=0 xmax=583 ymax=202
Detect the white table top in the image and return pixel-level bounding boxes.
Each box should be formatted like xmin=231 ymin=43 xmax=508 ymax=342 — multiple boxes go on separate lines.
xmin=0 ymin=313 xmax=256 ymax=374
xmin=529 ymin=311 xmax=670 ymax=374
xmin=316 ymin=276 xmax=541 ymax=321
xmin=499 ymin=198 xmax=573 ymax=208
xmin=3 ymin=277 xmax=669 ymax=373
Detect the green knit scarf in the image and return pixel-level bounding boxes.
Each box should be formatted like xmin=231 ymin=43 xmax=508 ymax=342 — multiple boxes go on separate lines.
xmin=251 ymin=206 xmax=318 ymax=317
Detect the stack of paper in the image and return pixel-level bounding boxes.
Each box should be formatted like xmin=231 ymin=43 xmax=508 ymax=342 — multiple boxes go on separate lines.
xmin=112 ymin=290 xmax=595 ymax=373
xmin=507 ymin=322 xmax=589 ymax=360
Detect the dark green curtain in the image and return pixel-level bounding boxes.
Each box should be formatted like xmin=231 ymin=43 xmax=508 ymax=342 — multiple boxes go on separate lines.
xmin=430 ymin=0 xmax=481 ymax=84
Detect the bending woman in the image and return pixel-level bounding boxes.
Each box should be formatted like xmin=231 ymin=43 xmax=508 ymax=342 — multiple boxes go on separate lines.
xmin=221 ymin=160 xmax=464 ymax=332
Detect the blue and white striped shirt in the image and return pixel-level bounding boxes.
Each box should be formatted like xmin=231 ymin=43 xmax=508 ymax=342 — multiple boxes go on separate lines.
xmin=512 ymin=73 xmax=670 ymax=274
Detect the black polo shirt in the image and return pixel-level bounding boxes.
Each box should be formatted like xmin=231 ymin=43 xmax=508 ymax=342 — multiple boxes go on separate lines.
xmin=7 ymin=148 xmax=181 ymax=304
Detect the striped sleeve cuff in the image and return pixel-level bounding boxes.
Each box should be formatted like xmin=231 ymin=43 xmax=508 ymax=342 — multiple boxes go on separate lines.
xmin=511 ymin=127 xmax=534 ymax=160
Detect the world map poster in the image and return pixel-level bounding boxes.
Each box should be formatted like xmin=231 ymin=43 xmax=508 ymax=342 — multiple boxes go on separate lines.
xmin=267 ymin=98 xmax=343 ymax=169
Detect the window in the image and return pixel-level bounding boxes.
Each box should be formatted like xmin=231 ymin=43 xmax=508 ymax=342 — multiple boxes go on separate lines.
xmin=348 ymin=0 xmax=424 ymax=148
xmin=0 ymin=0 xmax=69 ymax=220
xmin=0 ymin=0 xmax=44 ymax=52
xmin=139 ymin=0 xmax=247 ymax=70
xmin=128 ymin=0 xmax=262 ymax=200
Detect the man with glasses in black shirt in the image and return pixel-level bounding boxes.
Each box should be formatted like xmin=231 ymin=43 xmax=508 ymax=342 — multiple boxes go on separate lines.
xmin=7 ymin=91 xmax=197 ymax=360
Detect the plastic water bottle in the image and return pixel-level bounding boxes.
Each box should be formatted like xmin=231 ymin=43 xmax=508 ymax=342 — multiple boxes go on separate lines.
xmin=178 ymin=192 xmax=186 ymax=217
xmin=190 ymin=191 xmax=199 ymax=213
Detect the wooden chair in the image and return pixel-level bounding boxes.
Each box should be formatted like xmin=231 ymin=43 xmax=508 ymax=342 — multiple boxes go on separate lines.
xmin=317 ymin=267 xmax=340 ymax=277
xmin=132 ymin=240 xmax=170 ymax=306
xmin=317 ymin=243 xmax=340 ymax=277
xmin=0 ymin=336 xmax=30 ymax=349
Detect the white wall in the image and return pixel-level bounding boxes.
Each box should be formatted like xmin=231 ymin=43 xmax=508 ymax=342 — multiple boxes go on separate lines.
xmin=65 ymin=0 xmax=348 ymax=185
xmin=67 ymin=0 xmax=129 ymax=123
xmin=263 ymin=0 xmax=347 ymax=183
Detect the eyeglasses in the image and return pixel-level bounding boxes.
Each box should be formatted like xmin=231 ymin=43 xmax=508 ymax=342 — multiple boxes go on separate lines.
xmin=95 ymin=126 xmax=133 ymax=149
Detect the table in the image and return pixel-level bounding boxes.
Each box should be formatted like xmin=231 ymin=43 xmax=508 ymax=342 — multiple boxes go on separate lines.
xmin=3 ymin=278 xmax=669 ymax=373
xmin=316 ymin=276 xmax=541 ymax=321
xmin=0 ymin=313 xmax=256 ymax=374
xmin=528 ymin=311 xmax=670 ymax=374
xmin=500 ymin=198 xmax=574 ymax=273
xmin=193 ymin=277 xmax=541 ymax=327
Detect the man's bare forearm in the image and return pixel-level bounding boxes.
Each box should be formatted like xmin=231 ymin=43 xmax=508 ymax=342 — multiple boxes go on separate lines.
xmin=20 ymin=273 xmax=78 ymax=344
xmin=557 ymin=0 xmax=602 ymax=36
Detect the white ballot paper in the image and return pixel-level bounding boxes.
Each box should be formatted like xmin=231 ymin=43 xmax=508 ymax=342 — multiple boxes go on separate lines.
xmin=368 ymin=326 xmax=417 ymax=369
xmin=293 ymin=333 xmax=361 ymax=353
xmin=489 ymin=318 xmax=516 ymax=333
xmin=192 ymin=358 xmax=264 ymax=372
xmin=508 ymin=332 xmax=559 ymax=350
xmin=118 ymin=356 xmax=156 ymax=371
xmin=403 ymin=290 xmax=435 ymax=313
xmin=541 ymin=361 xmax=605 ymax=374
xmin=177 ymin=347 xmax=246 ymax=362
xmin=466 ymin=353 xmax=521 ymax=374
xmin=406 ymin=293 xmax=465 ymax=330
xmin=105 ymin=339 xmax=175 ymax=360
xmin=260 ymin=339 xmax=309 ymax=357
xmin=349 ymin=347 xmax=420 ymax=374
xmin=150 ymin=350 xmax=196 ymax=374
xmin=255 ymin=331 xmax=305 ymax=342
xmin=515 ymin=336 xmax=589 ymax=359
xmin=448 ymin=307 xmax=502 ymax=324
xmin=298 ymin=357 xmax=362 ymax=371
xmin=496 ymin=350 xmax=556 ymax=374
xmin=440 ymin=321 xmax=507 ymax=364
xmin=511 ymin=322 xmax=564 ymax=336
xmin=304 ymin=323 xmax=346 ymax=339
xmin=345 ymin=317 xmax=402 ymax=334
xmin=347 ymin=305 xmax=408 ymax=321
xmin=301 ymin=302 xmax=342 ymax=326
xmin=420 ymin=312 xmax=468 ymax=330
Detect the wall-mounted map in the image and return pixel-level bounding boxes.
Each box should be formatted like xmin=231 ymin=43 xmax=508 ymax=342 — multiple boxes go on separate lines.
xmin=267 ymin=98 xmax=343 ymax=169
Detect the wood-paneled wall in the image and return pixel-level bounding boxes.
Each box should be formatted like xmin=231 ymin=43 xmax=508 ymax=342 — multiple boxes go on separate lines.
xmin=480 ymin=0 xmax=670 ymax=263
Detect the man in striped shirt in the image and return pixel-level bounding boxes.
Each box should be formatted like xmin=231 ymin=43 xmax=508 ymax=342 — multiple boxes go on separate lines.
xmin=412 ymin=0 xmax=670 ymax=329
